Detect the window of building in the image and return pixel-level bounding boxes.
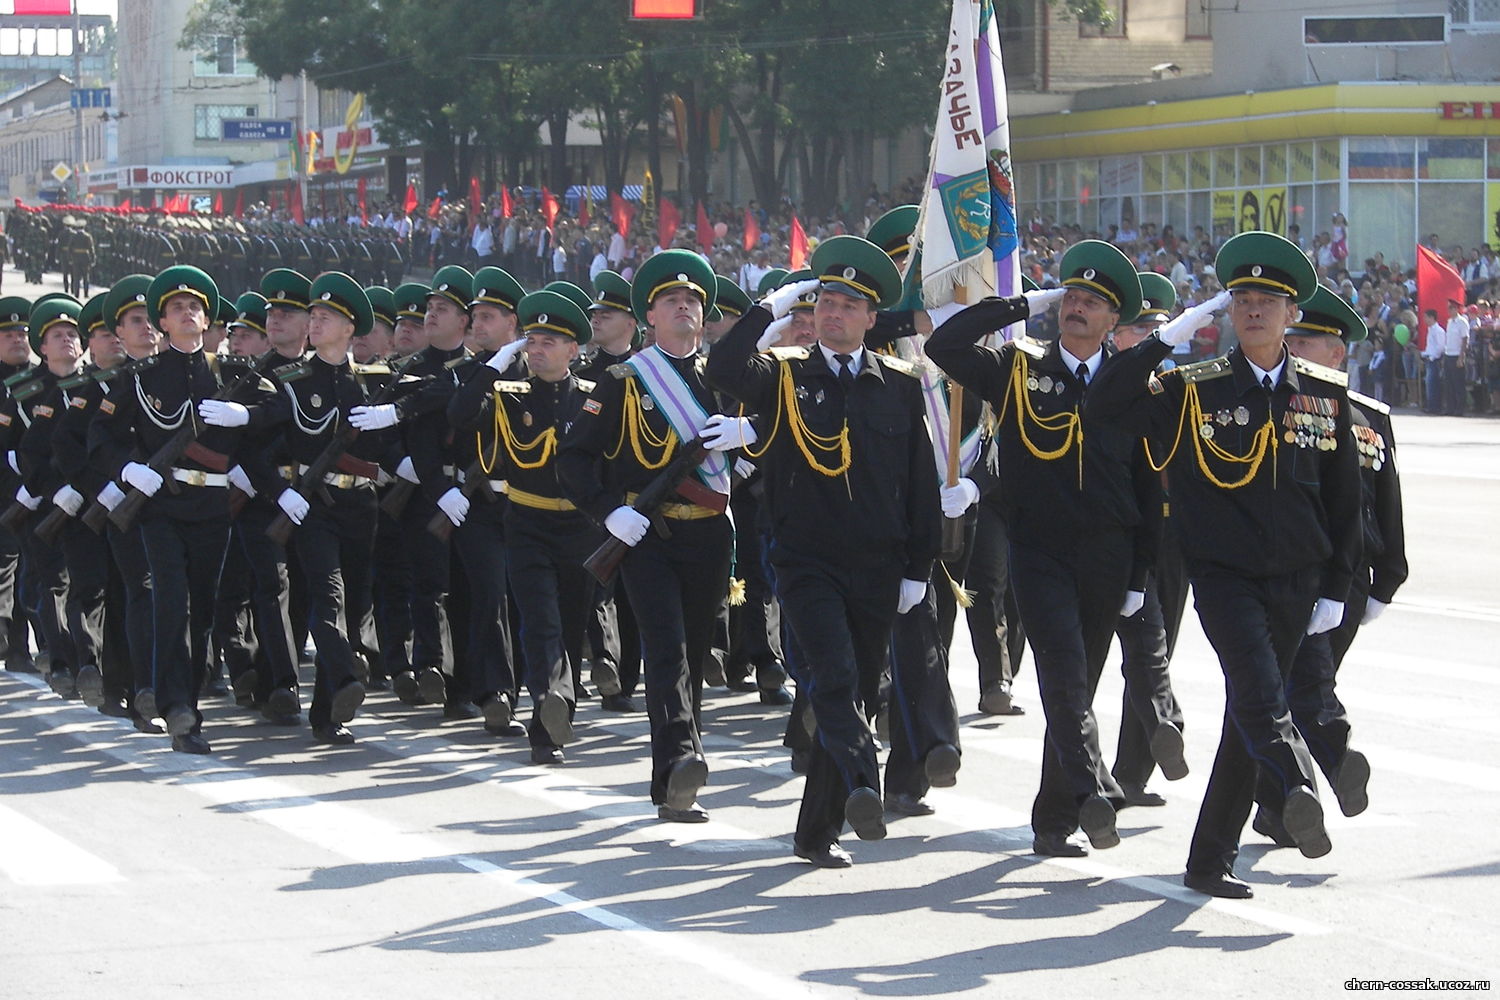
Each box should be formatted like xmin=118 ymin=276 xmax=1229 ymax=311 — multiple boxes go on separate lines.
xmin=1448 ymin=0 xmax=1500 ymax=26
xmin=1079 ymin=0 xmax=1126 ymax=38
xmin=194 ymin=35 xmax=257 ymax=77
xmin=1185 ymin=0 xmax=1211 ymax=38
xmin=194 ymin=104 xmax=258 ymax=141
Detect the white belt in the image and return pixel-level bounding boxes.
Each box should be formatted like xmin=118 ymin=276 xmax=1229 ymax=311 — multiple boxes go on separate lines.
xmin=170 ymin=468 xmax=229 ymax=488
xmin=455 ymin=469 xmax=506 ymax=493
xmin=297 ymin=464 xmax=374 ymax=489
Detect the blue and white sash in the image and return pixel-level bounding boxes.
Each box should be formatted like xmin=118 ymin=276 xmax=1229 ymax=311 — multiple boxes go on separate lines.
xmin=894 ymin=337 xmax=982 ymax=484
xmin=624 ymin=346 xmax=732 ymax=495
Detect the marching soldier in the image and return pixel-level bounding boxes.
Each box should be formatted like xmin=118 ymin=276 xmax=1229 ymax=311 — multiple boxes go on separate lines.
xmin=0 ymin=297 xmax=38 ymax=672
xmin=1088 ymin=232 xmax=1363 ymax=898
xmin=560 ymin=249 xmax=735 ymax=823
xmin=707 ymin=236 xmax=939 ymax=866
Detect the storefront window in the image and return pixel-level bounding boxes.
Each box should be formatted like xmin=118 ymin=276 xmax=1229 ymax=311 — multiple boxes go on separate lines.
xmin=1264 ymin=144 xmax=1288 ymax=185
xmin=1240 ymin=146 xmax=1262 ymax=187
xmin=1213 ymin=147 xmax=1237 ymax=188
xmin=1349 ymin=137 xmax=1414 ymax=180
xmin=1421 ymin=138 xmax=1483 ymax=179
xmin=1348 ymin=182 xmax=1414 ymax=269
xmin=1418 ymin=181 xmax=1483 ymax=252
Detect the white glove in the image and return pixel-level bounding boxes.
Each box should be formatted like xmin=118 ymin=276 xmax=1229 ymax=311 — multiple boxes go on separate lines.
xmin=121 ymin=462 xmax=163 ymax=497
xmin=756 ymin=315 xmax=792 ymax=351
xmin=15 ymin=485 xmax=41 ymax=511
xmin=1119 ymin=590 xmax=1146 ymax=618
xmin=604 ymin=505 xmax=650 ymax=547
xmin=348 ymin=403 xmax=400 ymax=431
xmin=733 ymin=457 xmax=756 ymax=479
xmin=896 ymin=578 xmax=928 ymax=615
xmin=395 ymin=456 xmax=419 ymax=484
xmin=198 ymin=399 xmax=249 ymax=427
xmin=97 ymin=481 xmax=126 ymax=512
xmin=486 ymin=338 xmax=527 ymax=372
xmin=1157 ymin=290 xmax=1231 ymax=347
xmin=1362 ymin=596 xmax=1388 ymax=625
xmin=51 ymin=485 xmax=83 ymax=516
xmin=437 ymin=486 xmax=470 ymax=527
xmin=5 ymin=451 xmax=17 ymax=474
xmin=1306 ymin=597 xmax=1346 ymax=636
xmin=1022 ymin=287 xmax=1066 ymax=315
xmin=276 ymin=487 xmax=309 ymax=525
xmin=227 ymin=464 xmax=255 ymax=497
xmin=760 ymin=278 xmax=821 ymax=319
xmin=702 ymin=414 xmax=758 ymax=452
xmin=940 ymin=478 xmax=980 ymax=518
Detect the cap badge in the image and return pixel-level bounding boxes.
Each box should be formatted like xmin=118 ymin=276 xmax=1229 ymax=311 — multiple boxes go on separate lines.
xmin=842 ymin=266 xmax=857 ymax=280
xmin=538 ymin=313 xmax=548 ymax=325
xmin=321 ymin=292 xmax=332 ymax=301
xmin=1251 ymin=265 xmax=1263 ymax=277
xmin=1083 ymin=268 xmax=1096 ymax=280
xmin=676 ymin=273 xmax=688 ymax=282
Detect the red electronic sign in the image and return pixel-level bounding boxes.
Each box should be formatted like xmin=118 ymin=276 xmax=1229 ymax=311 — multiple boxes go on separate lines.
xmin=631 ymin=0 xmax=698 ymax=19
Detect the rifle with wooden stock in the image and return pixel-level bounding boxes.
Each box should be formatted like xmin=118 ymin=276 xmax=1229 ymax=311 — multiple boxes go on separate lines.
xmin=425 ymin=458 xmax=501 ymax=542
xmin=582 ymin=438 xmax=710 ymax=586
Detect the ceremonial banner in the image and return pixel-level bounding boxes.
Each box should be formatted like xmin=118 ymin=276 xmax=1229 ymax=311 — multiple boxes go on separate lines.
xmin=743 ymin=206 xmax=760 ymax=251
xmin=789 ymin=215 xmax=807 ymax=270
xmin=1416 ymin=244 xmax=1465 ymax=350
xmin=914 ymin=0 xmax=1020 ymax=310
xmin=541 ymin=187 xmax=560 ymax=233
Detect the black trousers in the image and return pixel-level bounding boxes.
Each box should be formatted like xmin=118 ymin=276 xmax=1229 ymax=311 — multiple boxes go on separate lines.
xmin=371 ymin=503 xmax=412 ymax=680
xmin=107 ymin=520 xmax=154 ymax=697
xmin=1187 ymin=566 xmax=1321 ymax=876
xmin=1009 ymin=533 xmax=1130 ymax=838
xmin=772 ymin=547 xmax=901 ymax=851
xmin=235 ymin=501 xmax=302 ymax=702
xmin=505 ymin=507 xmax=597 ymax=748
xmin=289 ymin=487 xmax=375 ymax=728
xmin=589 ymin=577 xmax=641 ymax=696
xmin=404 ymin=495 xmax=453 ymax=684
xmin=726 ymin=490 xmax=783 ymax=686
xmin=21 ymin=531 xmax=72 ymax=675
xmin=450 ymin=499 xmax=516 ymax=703
xmin=0 ymin=522 xmax=25 ymax=664
xmin=961 ymin=497 xmax=1027 ymax=696
xmin=1284 ymin=569 xmax=1367 ymax=782
xmin=1111 ymin=569 xmax=1186 ymax=789
xmin=885 ymin=582 xmax=961 ymax=799
xmin=619 ymin=515 xmax=732 ymax=805
xmin=141 ymin=512 xmax=230 ymax=731
xmin=213 ymin=525 xmax=257 ymax=681
xmin=59 ymin=518 xmax=108 ymax=674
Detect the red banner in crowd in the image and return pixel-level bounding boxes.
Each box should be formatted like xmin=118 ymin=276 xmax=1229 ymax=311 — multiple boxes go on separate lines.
xmin=501 ymin=185 xmax=514 ymax=220
xmin=1416 ymin=244 xmax=1465 ymax=350
xmin=541 ymin=187 xmax=559 ymax=233
xmin=357 ymin=178 xmax=367 ymax=225
xmin=789 ymin=215 xmax=807 ymax=270
xmin=743 ymin=207 xmax=759 ymax=251
xmin=658 ymin=197 xmax=680 ymax=249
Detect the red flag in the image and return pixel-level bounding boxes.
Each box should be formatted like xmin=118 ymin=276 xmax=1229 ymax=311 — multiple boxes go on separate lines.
xmin=357 ymin=178 xmax=368 ymax=225
xmin=578 ymin=189 xmax=591 ymax=229
xmin=469 ymin=175 xmax=482 ymax=218
xmin=1415 ymin=244 xmax=1466 ymax=351
xmin=541 ymin=186 xmax=559 ymax=233
xmin=232 ymin=191 xmax=243 ymax=220
xmin=213 ymin=191 xmax=223 ymax=215
xmin=501 ymin=185 xmax=513 ymax=219
xmin=743 ymin=206 xmax=760 ymax=251
xmin=696 ymin=200 xmax=712 ymax=252
xmin=288 ymin=183 xmax=304 ymax=225
xmin=427 ymin=196 xmax=442 ymax=220
xmin=610 ymin=191 xmax=633 ymax=235
xmin=658 ymin=198 xmax=680 ymax=248
xmin=403 ymin=183 xmax=418 ymax=216
xmin=789 ymin=214 xmax=807 ymax=270
xmin=119 ymin=197 xmax=132 ymax=212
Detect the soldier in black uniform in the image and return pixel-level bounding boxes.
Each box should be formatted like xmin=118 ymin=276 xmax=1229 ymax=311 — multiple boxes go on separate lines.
xmin=87 ymin=266 xmax=249 ymax=754
xmin=0 ymin=297 xmax=38 ymax=672
xmin=12 ymin=296 xmax=86 ymax=697
xmin=450 ymin=288 xmax=601 ymax=763
xmin=708 ymin=236 xmax=940 ymax=867
xmin=560 ymin=250 xmax=735 ymax=823
xmin=1087 ymin=232 xmax=1363 ymax=898
xmin=926 ymin=240 xmax=1160 ymax=859
xmin=1250 ymin=287 xmax=1408 ymax=842
xmin=575 ymin=270 xmax=642 ymax=713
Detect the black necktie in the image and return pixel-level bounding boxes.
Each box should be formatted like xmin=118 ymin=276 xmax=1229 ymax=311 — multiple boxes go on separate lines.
xmin=1262 ymin=374 xmax=1273 ymax=392
xmin=835 ymin=353 xmax=855 ymax=390
xmin=1075 ymin=361 xmax=1089 ymax=392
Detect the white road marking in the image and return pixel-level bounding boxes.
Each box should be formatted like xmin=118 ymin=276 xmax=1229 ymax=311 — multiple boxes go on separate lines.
xmin=0 ymin=802 xmax=123 ymax=886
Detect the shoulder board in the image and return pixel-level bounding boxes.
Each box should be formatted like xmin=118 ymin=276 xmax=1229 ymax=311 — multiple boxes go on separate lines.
xmin=406 ymin=349 xmax=428 ymax=366
xmin=1012 ymin=336 xmax=1047 ymax=359
xmin=494 ymin=380 xmax=530 ymax=393
xmin=608 ymin=363 xmax=636 ymax=379
xmin=58 ymin=372 xmax=93 ymax=390
xmin=575 ymin=378 xmax=597 ymax=394
xmin=1346 ymin=388 xmax=1389 ymax=415
xmin=1292 ymin=355 xmax=1348 ymax=387
xmin=1168 ymin=356 xmax=1233 ymax=383
xmin=443 ymin=355 xmax=471 ymax=370
xmin=92 ymin=366 xmax=124 ymax=383
xmin=768 ymin=346 xmax=810 ymax=361
xmin=122 ymin=354 xmax=160 ymax=375
xmin=272 ymin=361 xmax=313 ymax=383
xmin=352 ymin=362 xmax=392 ymax=376
xmin=876 ymin=354 xmax=921 ymax=378
xmin=3 ymin=369 xmax=36 ymax=388
xmin=10 ymin=378 xmax=44 ymax=402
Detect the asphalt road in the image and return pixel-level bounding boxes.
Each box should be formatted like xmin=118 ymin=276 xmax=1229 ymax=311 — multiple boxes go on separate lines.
xmin=0 ymin=263 xmax=1496 ymax=997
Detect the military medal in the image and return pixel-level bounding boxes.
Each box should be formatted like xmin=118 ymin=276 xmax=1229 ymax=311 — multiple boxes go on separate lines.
xmin=1054 ymin=382 xmax=1065 ymax=395
xmin=522 ymin=411 xmax=533 ymax=427
xmin=795 ymin=385 xmax=809 ymax=400
xmin=815 ymin=390 xmax=825 ymax=405
xmin=310 ymin=393 xmax=322 ymax=408
xmin=1027 ymin=376 xmax=1039 ymax=391
xmin=1284 ymin=429 xmax=1296 ymax=443
xmin=1233 ymin=406 xmax=1249 ymax=426
xmin=640 ymin=395 xmax=655 ymax=411
xmin=1199 ymin=423 xmax=1214 ymax=440
xmin=1216 ymin=409 xmax=1232 ymax=427
xmin=1037 ymin=375 xmax=1053 ymax=393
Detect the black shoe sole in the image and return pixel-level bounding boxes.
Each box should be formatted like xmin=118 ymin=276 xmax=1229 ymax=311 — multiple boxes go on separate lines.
xmin=267 ymin=688 xmax=300 ymax=718
xmin=483 ymin=697 xmax=512 ymax=731
xmin=1150 ymin=722 xmax=1189 ymax=781
xmin=1078 ymin=794 xmax=1120 ymax=849
xmin=1334 ymin=749 xmax=1370 ymax=817
xmin=1184 ymin=871 xmax=1253 ymax=899
xmin=539 ymin=692 xmax=573 ymax=746
xmin=330 ymin=681 xmax=365 ymax=725
xmin=417 ymin=668 xmax=447 ymax=706
xmin=589 ymin=660 xmax=622 ymax=697
xmin=665 ymin=757 xmax=708 ymax=811
xmin=164 ymin=706 xmax=197 ymax=738
xmin=845 ymin=787 xmax=887 ymax=841
xmin=794 ymin=842 xmax=853 ymax=868
xmin=231 ymin=669 xmax=258 ymax=701
xmin=392 ymin=672 xmax=422 ymax=705
xmin=75 ymin=667 xmax=105 ymax=708
xmin=1281 ymin=787 xmax=1332 ymax=858
xmin=924 ymin=743 xmax=961 ymax=788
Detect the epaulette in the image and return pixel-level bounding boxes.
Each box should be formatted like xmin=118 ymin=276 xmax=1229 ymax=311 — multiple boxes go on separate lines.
xmin=352 ymin=362 xmax=392 ymax=376
xmin=877 ymin=354 xmax=921 ymax=378
xmin=58 ymin=370 xmax=95 ymax=390
xmin=10 ymin=378 xmax=44 ymax=403
xmin=608 ymin=363 xmax=636 ymax=379
xmin=272 ymin=360 xmax=313 ymax=383
xmin=1167 ymin=357 xmax=1233 ymax=383
xmin=443 ymin=355 xmax=471 ymax=370
xmin=575 ymin=378 xmax=597 ymax=394
xmin=92 ymin=365 xmax=124 ymax=383
xmin=493 ymin=380 xmax=530 ymax=394
xmin=768 ymin=346 xmax=810 ymax=361
xmin=1347 ymin=389 xmax=1389 ymax=415
xmin=1292 ymin=355 xmax=1348 ymax=387
xmin=121 ymin=354 xmax=160 ymax=375
xmin=1012 ymin=336 xmax=1046 ymax=359
xmin=3 ymin=369 xmax=36 ymax=388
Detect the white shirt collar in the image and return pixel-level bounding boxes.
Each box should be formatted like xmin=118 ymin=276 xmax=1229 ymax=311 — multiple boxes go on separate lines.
xmin=1246 ymin=350 xmax=1286 ymax=387
xmin=818 ymin=343 xmax=865 ymax=376
xmin=1058 ymin=344 xmax=1103 ymax=383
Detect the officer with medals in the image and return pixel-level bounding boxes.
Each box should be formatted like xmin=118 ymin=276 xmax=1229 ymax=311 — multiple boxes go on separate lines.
xmin=708 ymin=235 xmax=940 ymax=867
xmin=927 ymin=240 xmax=1160 ymax=859
xmin=574 ymin=269 xmax=643 ymax=714
xmin=1108 ymin=272 xmax=1191 ymax=808
xmin=451 ymin=288 xmax=600 ymax=763
xmin=1249 ymin=287 xmax=1407 ymax=843
xmin=88 ymin=266 xmax=248 ymax=754
xmin=202 ymin=273 xmax=400 ymax=745
xmin=0 ymin=296 xmax=38 ymax=672
xmin=560 ymin=249 xmax=736 ymax=823
xmin=13 ymin=295 xmax=86 ymax=698
xmin=1088 ymin=232 xmax=1363 ymax=898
